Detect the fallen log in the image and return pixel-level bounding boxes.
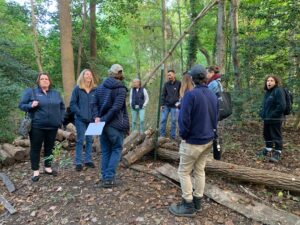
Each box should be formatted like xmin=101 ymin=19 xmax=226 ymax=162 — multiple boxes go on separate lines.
xmin=56 ymin=129 xmax=76 ymax=142
xmin=0 ymin=149 xmax=15 ymax=166
xmin=65 ymin=123 xmax=76 ymax=134
xmin=122 ymin=133 xmax=146 ymax=156
xmin=156 ymin=163 xmax=300 ymax=225
xmin=12 ymin=139 xmax=30 ymax=147
xmin=123 ymin=131 xmax=139 ymax=147
xmin=0 ymin=173 xmax=15 ymax=193
xmin=2 ymin=144 xmax=29 ymax=161
xmin=122 ymin=137 xmax=155 ymax=167
xmin=160 ymin=142 xmax=179 ymax=151
xmin=0 ymin=195 xmax=16 ymax=214
xmin=156 ymin=148 xmax=300 ymax=193
xmin=157 ymin=137 xmax=171 ymax=146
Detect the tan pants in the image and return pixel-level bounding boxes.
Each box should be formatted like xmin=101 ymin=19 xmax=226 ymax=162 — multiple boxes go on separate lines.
xmin=177 ymin=140 xmax=212 ymax=202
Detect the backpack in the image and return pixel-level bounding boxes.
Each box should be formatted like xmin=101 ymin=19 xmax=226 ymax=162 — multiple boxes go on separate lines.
xmin=217 ymin=81 xmax=232 ymax=121
xmin=282 ymin=87 xmax=293 ymax=115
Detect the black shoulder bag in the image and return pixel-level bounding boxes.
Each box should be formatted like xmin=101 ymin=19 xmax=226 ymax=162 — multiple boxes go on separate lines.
xmin=19 ymin=88 xmax=36 ymax=138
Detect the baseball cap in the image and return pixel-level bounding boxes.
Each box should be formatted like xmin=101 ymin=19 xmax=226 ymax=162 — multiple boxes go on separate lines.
xmin=109 ymin=64 xmax=123 ymax=75
xmin=188 ymin=64 xmax=207 ymax=80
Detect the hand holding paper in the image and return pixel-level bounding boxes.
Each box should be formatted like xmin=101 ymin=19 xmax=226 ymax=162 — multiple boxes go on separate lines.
xmin=85 ymin=122 xmax=105 ymax=135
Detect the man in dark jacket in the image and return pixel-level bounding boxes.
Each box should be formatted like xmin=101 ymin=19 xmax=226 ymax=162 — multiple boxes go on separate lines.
xmin=93 ymin=64 xmax=129 ymax=188
xmin=169 ymin=64 xmax=218 ymax=217
xmin=160 ymin=70 xmax=181 ymax=139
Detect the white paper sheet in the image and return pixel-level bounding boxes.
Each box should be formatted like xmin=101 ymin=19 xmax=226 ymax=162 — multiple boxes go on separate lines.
xmin=85 ymin=122 xmax=105 ymax=135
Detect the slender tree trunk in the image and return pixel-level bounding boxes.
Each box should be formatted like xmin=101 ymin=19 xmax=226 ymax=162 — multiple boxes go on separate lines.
xmin=176 ymin=0 xmax=184 ymax=73
xmin=187 ymin=0 xmax=199 ymax=68
xmin=30 ymin=0 xmax=43 ymax=72
xmin=161 ymin=0 xmax=168 ymax=77
xmin=90 ymin=0 xmax=97 ymax=74
xmin=200 ymin=47 xmax=211 ymax=66
xmin=58 ymin=0 xmax=75 ymax=106
xmin=76 ymin=0 xmax=87 ymax=78
xmin=216 ymin=0 xmax=226 ymax=74
xmin=230 ymin=0 xmax=241 ymax=90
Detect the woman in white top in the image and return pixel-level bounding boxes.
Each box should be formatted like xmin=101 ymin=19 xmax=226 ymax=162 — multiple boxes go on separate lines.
xmin=129 ymin=79 xmax=149 ymax=133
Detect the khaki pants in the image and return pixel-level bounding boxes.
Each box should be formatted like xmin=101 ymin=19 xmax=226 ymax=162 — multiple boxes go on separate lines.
xmin=178 ymin=141 xmax=212 ymax=202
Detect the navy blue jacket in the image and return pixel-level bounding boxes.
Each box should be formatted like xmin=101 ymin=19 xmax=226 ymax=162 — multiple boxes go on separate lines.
xmin=178 ymin=84 xmax=218 ymax=145
xmin=70 ymin=85 xmax=96 ymax=123
xmin=19 ymin=87 xmax=65 ymax=129
xmin=92 ymin=77 xmax=129 ymax=132
xmin=162 ymin=80 xmax=181 ymax=108
xmin=131 ymin=87 xmax=145 ymax=109
xmin=260 ymin=86 xmax=286 ymax=123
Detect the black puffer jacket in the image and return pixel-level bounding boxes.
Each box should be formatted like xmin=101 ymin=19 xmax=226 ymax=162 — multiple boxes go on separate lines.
xmin=260 ymin=86 xmax=286 ymax=123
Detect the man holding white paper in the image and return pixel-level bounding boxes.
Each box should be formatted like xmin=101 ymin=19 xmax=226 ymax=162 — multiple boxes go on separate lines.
xmin=92 ymin=64 xmax=130 ymax=188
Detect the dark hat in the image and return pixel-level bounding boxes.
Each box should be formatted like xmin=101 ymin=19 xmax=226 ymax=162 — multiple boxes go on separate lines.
xmin=189 ymin=64 xmax=207 ymax=81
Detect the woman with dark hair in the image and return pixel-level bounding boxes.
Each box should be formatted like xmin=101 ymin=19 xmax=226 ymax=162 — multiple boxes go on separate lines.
xmin=19 ymin=73 xmax=65 ymax=181
xmin=70 ymin=69 xmax=98 ymax=171
xmin=257 ymin=75 xmax=286 ymax=162
xmin=206 ymin=66 xmax=222 ymax=95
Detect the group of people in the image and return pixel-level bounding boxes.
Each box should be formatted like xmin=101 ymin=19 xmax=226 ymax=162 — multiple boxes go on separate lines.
xmin=19 ymin=62 xmax=287 ymax=217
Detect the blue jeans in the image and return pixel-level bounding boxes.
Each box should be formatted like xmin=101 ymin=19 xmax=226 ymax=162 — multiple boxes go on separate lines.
xmin=100 ymin=126 xmax=124 ymax=181
xmin=159 ymin=106 xmax=177 ymax=139
xmin=75 ymin=119 xmax=93 ymax=165
xmin=131 ymin=108 xmax=145 ymax=133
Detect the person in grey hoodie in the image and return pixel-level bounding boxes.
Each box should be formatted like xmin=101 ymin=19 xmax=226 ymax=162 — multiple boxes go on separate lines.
xmin=92 ymin=64 xmax=129 ymax=188
xmin=70 ymin=69 xmax=97 ymax=171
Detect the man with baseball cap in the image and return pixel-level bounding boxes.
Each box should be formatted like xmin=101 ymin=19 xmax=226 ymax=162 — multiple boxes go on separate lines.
xmin=169 ymin=64 xmax=218 ymax=217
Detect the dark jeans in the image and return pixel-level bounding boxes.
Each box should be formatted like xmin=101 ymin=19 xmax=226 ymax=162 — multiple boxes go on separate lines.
xmin=263 ymin=122 xmax=283 ymax=150
xmin=159 ymin=106 xmax=177 ymax=139
xmin=29 ymin=127 xmax=58 ymax=170
xmin=100 ymin=126 xmax=124 ymax=181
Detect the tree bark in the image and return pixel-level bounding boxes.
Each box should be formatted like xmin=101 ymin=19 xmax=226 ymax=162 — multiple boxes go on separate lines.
xmin=56 ymin=129 xmax=76 ymax=142
xmin=90 ymin=0 xmax=97 ymax=74
xmin=122 ymin=133 xmax=146 ymax=156
xmin=161 ymin=0 xmax=168 ymax=79
xmin=13 ymin=139 xmax=30 ymax=147
xmin=200 ymin=47 xmax=211 ymax=66
xmin=122 ymin=137 xmax=155 ymax=167
xmin=176 ymin=0 xmax=184 ymax=73
xmin=76 ymin=0 xmax=87 ymax=78
xmin=156 ymin=148 xmax=300 ymax=193
xmin=230 ymin=0 xmax=241 ymax=90
xmin=216 ymin=0 xmax=226 ymax=74
xmin=0 ymin=149 xmax=15 ymax=166
xmin=187 ymin=0 xmax=199 ymax=68
xmin=2 ymin=144 xmax=29 ymax=161
xmin=58 ymin=0 xmax=76 ymax=106
xmin=30 ymin=0 xmax=43 ymax=72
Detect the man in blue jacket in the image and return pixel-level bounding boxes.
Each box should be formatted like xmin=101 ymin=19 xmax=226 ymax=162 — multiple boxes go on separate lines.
xmin=93 ymin=64 xmax=130 ymax=188
xmin=169 ymin=64 xmax=218 ymax=217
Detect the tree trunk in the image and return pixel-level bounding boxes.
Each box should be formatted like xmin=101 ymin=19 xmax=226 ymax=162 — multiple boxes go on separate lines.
xmin=216 ymin=0 xmax=226 ymax=74
xmin=90 ymin=0 xmax=97 ymax=74
xmin=156 ymin=148 xmax=300 ymax=193
xmin=58 ymin=0 xmax=75 ymax=106
xmin=76 ymin=0 xmax=87 ymax=78
xmin=161 ymin=0 xmax=168 ymax=79
xmin=2 ymin=144 xmax=29 ymax=161
xmin=230 ymin=0 xmax=241 ymax=90
xmin=30 ymin=0 xmax=43 ymax=72
xmin=122 ymin=133 xmax=146 ymax=156
xmin=13 ymin=139 xmax=30 ymax=147
xmin=176 ymin=0 xmax=184 ymax=73
xmin=187 ymin=0 xmax=199 ymax=68
xmin=122 ymin=137 xmax=155 ymax=167
xmin=200 ymin=47 xmax=211 ymax=66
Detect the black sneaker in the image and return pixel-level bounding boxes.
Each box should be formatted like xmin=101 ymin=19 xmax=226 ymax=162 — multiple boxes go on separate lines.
xmin=85 ymin=162 xmax=95 ymax=168
xmin=75 ymin=164 xmax=83 ymax=171
xmin=256 ymin=148 xmax=271 ymax=158
xmin=269 ymin=150 xmax=281 ymax=163
xmin=169 ymin=199 xmax=196 ymax=217
xmin=102 ymin=179 xmax=120 ymax=188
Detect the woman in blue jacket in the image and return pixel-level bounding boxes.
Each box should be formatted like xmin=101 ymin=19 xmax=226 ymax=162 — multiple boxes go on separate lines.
xmin=19 ymin=73 xmax=65 ymax=182
xmin=70 ymin=69 xmax=97 ymax=171
xmin=257 ymin=75 xmax=286 ymax=162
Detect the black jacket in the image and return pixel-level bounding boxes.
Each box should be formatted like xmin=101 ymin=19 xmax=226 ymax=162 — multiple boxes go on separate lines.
xmin=260 ymin=86 xmax=286 ymax=123
xmin=161 ymin=80 xmax=181 ymax=108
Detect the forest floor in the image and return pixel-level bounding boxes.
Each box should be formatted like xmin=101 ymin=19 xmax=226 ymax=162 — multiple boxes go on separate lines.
xmin=0 ymin=119 xmax=299 ymax=225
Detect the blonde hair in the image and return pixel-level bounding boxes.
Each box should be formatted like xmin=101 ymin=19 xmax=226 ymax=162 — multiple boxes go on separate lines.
xmin=77 ymin=69 xmax=97 ymax=89
xmin=180 ymin=74 xmax=194 ymax=98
